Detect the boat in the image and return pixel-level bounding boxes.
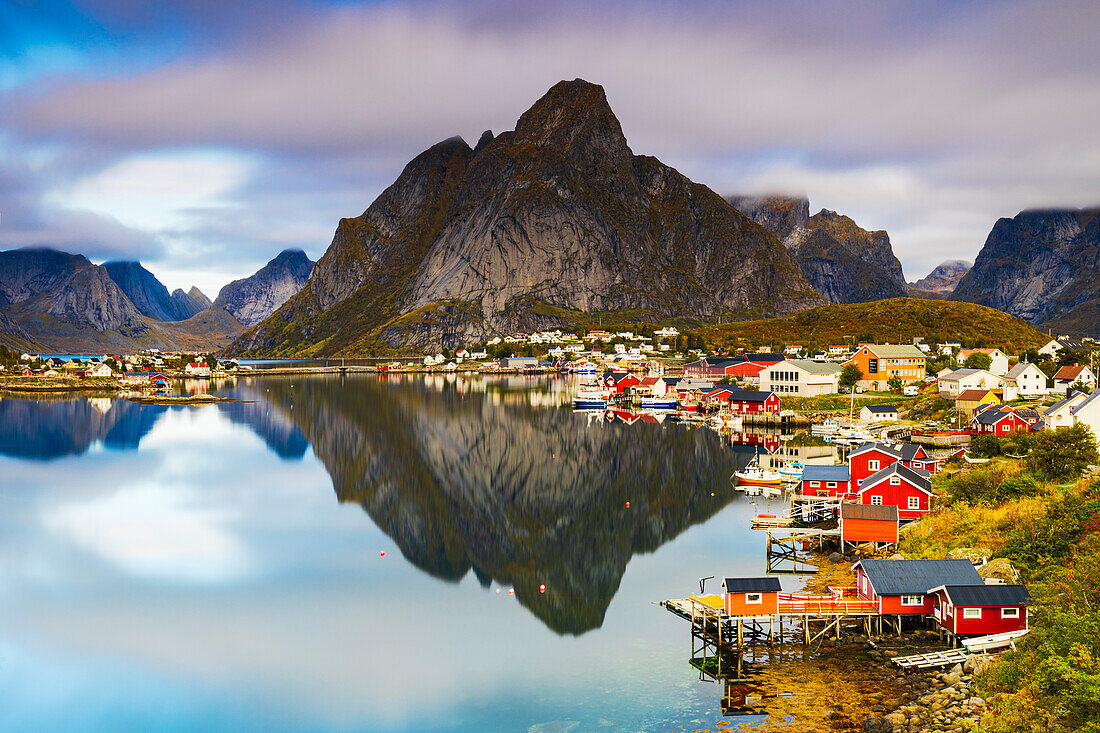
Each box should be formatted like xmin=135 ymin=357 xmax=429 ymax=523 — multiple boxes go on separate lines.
xmin=778 ymin=461 xmax=805 ymax=480
xmin=733 ymin=454 xmax=784 ymax=488
xmin=572 ymin=384 xmax=609 ymax=409
xmin=811 ymin=420 xmax=839 ymax=436
xmin=640 ymin=396 xmax=678 ymax=410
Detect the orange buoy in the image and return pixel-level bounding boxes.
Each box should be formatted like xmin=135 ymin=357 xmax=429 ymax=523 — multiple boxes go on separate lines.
xmin=625 ymin=501 xmax=631 ymax=508
xmin=539 ymin=584 xmax=546 ymax=593
xmin=380 ymin=551 xmax=385 ymax=557
xmin=508 ymin=588 xmax=515 ymax=595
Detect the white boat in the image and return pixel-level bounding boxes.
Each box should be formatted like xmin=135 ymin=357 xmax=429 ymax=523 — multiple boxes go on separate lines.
xmin=811 ymin=420 xmax=840 ymax=436
xmin=573 ymin=384 xmax=609 ymax=409
xmin=778 ymin=461 xmax=805 ymax=480
xmin=640 ymin=396 xmax=677 ymax=410
xmin=962 ymin=629 xmax=1029 ymax=653
xmin=733 ymin=454 xmax=784 ymax=488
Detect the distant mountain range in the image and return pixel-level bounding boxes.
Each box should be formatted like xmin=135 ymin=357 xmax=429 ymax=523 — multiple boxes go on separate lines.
xmin=0 ymin=248 xmax=314 ymax=353
xmin=951 ymin=207 xmax=1100 ymax=336
xmin=229 ymin=79 xmax=824 ymax=356
xmin=909 ymin=260 xmax=971 ymax=295
xmin=727 ymin=194 xmax=908 ymax=305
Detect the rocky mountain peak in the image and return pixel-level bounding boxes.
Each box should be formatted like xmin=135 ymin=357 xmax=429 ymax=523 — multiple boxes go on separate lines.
xmin=726 ymin=194 xmax=810 ymax=247
xmin=215 ymin=248 xmax=316 ymax=327
xmin=909 ymin=260 xmax=971 ymax=294
xmin=513 ymin=79 xmax=631 ymax=167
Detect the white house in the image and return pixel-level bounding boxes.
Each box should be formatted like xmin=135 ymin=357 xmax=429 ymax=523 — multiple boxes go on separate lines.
xmin=758 ymin=359 xmax=843 ymax=397
xmin=1043 ymin=392 xmax=1087 ymax=429
xmin=1038 ymin=337 xmax=1090 ymax=357
xmin=89 ymin=362 xmax=115 ymax=378
xmin=1068 ymin=392 xmax=1100 ymax=441
xmin=184 ymin=361 xmax=210 ymax=376
xmin=859 ymin=405 xmax=899 ymax=422
xmin=958 ymin=348 xmax=1010 ymax=376
xmin=1003 ymin=362 xmax=1048 ymax=399
xmin=1052 ymin=365 xmax=1096 ymax=395
xmin=938 ymin=368 xmax=999 ymax=397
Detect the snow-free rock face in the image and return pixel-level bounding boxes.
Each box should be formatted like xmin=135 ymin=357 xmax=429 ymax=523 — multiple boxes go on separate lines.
xmin=102 ymin=261 xmax=206 ymax=321
xmin=909 ymin=260 xmax=972 ymax=294
xmin=215 ymin=249 xmax=314 ymax=327
xmin=951 ymin=208 xmax=1100 ymax=334
xmin=230 ymin=79 xmax=824 ymax=356
xmin=728 ymin=198 xmax=907 ymax=304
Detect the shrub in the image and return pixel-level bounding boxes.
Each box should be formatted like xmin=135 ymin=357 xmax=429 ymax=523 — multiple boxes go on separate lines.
xmin=970 ymin=434 xmax=1003 ymax=458
xmin=1026 ymin=425 xmax=1100 ymax=481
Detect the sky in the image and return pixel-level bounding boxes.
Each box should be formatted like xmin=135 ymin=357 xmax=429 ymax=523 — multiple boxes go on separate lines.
xmin=1 ymin=0 xmax=1099 ymax=297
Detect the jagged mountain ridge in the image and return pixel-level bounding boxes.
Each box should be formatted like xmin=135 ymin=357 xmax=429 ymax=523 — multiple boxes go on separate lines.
xmin=229 ymin=79 xmax=824 ymax=356
xmin=951 ymin=207 xmax=1100 ymax=335
xmin=727 ymin=195 xmax=908 ymax=304
xmin=102 ymin=261 xmax=209 ymax=321
xmin=909 ymin=260 xmax=971 ymax=294
xmin=214 ymin=249 xmax=315 ymax=327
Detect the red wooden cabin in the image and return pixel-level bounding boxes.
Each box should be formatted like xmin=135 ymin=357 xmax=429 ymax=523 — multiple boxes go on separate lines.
xmin=928 ymin=584 xmax=1029 ymax=636
xmin=969 ymin=406 xmax=1035 ymax=436
xmin=721 ymin=577 xmax=782 ymax=616
xmin=839 ymin=503 xmax=899 ymax=545
xmin=856 ymin=463 xmax=934 ymax=519
xmin=850 ymin=442 xmax=939 ymax=486
xmin=727 ymin=391 xmax=781 ymax=415
xmin=853 ymin=559 xmax=983 ymax=615
xmin=801 ymin=465 xmax=851 ymax=498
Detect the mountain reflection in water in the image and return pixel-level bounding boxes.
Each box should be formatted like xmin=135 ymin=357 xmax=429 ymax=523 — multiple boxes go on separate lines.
xmin=261 ymin=375 xmax=741 ymax=634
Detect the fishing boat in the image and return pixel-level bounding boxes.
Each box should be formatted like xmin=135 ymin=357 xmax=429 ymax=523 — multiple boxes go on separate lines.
xmin=811 ymin=419 xmax=839 ymax=436
xmin=733 ymin=454 xmax=784 ymax=488
xmin=778 ymin=460 xmax=805 ymax=481
xmin=573 ymin=384 xmax=609 ymax=409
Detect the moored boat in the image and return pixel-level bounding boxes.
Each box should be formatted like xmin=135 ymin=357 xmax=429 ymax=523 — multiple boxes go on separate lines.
xmin=733 ymin=454 xmax=783 ymax=488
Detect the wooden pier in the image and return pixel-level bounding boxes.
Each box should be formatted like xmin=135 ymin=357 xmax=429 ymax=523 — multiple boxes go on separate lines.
xmin=763 ymin=526 xmax=840 ymax=574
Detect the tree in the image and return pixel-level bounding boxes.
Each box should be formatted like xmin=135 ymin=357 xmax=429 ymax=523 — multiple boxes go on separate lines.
xmin=839 ymin=364 xmax=862 ymax=388
xmin=204 ymin=353 xmax=218 ymax=370
xmin=964 ymin=352 xmax=993 ymax=370
xmin=887 ymin=377 xmax=903 ymax=392
xmin=1070 ymin=380 xmax=1094 ymax=395
xmin=1025 ymin=424 xmax=1100 ymax=481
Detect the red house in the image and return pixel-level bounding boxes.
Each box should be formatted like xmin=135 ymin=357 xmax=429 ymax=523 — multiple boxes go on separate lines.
xmin=853 ymin=559 xmax=983 ymax=615
xmin=727 ymin=391 xmax=781 ymax=415
xmin=839 ymin=503 xmax=899 ymax=546
xmin=721 ymin=577 xmax=782 ymax=616
xmin=850 ymin=441 xmax=939 ymax=486
xmin=857 ymin=463 xmax=934 ymax=519
xmin=604 ymin=372 xmax=641 ymax=393
xmin=928 ymin=584 xmax=1029 ymax=636
xmin=701 ymin=386 xmax=735 ymax=404
xmin=801 ymin=465 xmax=851 ymax=498
xmin=970 ymin=406 xmax=1037 ymax=436
xmin=682 ymin=354 xmax=784 ymax=380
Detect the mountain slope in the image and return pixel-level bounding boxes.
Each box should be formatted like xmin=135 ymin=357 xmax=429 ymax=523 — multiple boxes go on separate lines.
xmin=909 ymin=260 xmax=971 ymax=294
xmin=214 ymin=249 xmax=314 ymax=327
xmin=230 ymin=79 xmax=823 ymax=356
xmin=701 ymin=297 xmax=1048 ymax=354
xmin=102 ymin=261 xmax=207 ymax=321
xmin=951 ymin=207 xmax=1100 ymax=335
xmin=728 ymin=196 xmax=908 ymax=304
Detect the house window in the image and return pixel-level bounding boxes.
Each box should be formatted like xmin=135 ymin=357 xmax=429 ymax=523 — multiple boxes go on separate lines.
xmin=810 ymin=481 xmax=821 ymax=488
xmin=826 ymin=482 xmax=837 ymax=489
xmin=871 ymin=496 xmax=883 ymax=506
xmin=908 ymin=496 xmax=921 ymax=510
xmin=900 ymin=595 xmax=923 ymax=606
xmin=890 ymin=477 xmax=901 ymax=485
xmin=745 ymin=593 xmax=763 ymax=605
xmin=963 ymin=608 xmax=982 ymax=619
xmin=868 ymin=460 xmax=880 ymax=471
xmin=1001 ymin=607 xmax=1020 ymax=619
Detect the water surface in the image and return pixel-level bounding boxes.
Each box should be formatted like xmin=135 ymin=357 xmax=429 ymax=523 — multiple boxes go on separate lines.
xmin=0 ymin=375 xmax=798 ymax=732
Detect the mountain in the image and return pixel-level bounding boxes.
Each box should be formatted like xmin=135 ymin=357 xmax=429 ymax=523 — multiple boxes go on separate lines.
xmin=700 ymin=297 xmax=1048 ymax=355
xmin=728 ymin=195 xmax=908 ymax=305
xmin=951 ymin=207 xmax=1100 ymax=335
xmin=102 ymin=261 xmax=208 ymax=321
xmin=229 ymin=79 xmax=823 ymax=356
xmin=909 ymin=260 xmax=971 ymax=294
xmin=0 ymin=247 xmax=242 ymax=353
xmin=214 ymin=249 xmax=314 ymax=327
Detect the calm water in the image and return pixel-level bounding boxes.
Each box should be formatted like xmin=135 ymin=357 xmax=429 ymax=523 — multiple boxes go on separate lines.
xmin=0 ymin=375 xmax=800 ymax=733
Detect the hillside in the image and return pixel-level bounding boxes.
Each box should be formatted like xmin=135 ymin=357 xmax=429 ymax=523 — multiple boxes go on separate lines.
xmin=699 ymin=297 xmax=1048 ymax=353
xmin=228 ymin=79 xmax=824 ymax=357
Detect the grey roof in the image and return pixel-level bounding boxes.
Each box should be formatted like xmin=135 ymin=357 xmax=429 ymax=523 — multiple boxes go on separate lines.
xmin=898 ymin=444 xmax=928 ymax=462
xmin=1071 ymin=390 xmax=1100 ymax=415
xmin=851 ymin=441 xmax=903 ymax=459
xmin=1006 ymin=362 xmax=1042 ymax=379
xmin=858 ymin=462 xmax=932 ymax=493
xmin=723 ymin=577 xmax=782 ymax=593
xmin=1044 ymin=392 xmax=1085 ymax=416
xmin=863 ymin=405 xmax=898 ymax=414
xmin=936 ymin=584 xmax=1030 ymax=606
xmin=862 ymin=344 xmax=927 ymax=359
xmin=779 ymin=359 xmax=843 ymax=375
xmin=974 ymin=407 xmax=1017 ymax=425
xmin=856 ymin=559 xmax=983 ymax=595
xmin=940 ymin=368 xmax=988 ymax=381
xmin=1055 ymin=338 xmax=1089 ymax=351
xmin=840 ymin=503 xmax=899 ymax=522
xmin=802 ymin=465 xmax=850 ymax=482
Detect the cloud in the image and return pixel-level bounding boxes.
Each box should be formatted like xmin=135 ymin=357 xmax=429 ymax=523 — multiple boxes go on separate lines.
xmin=2 ymin=0 xmax=1099 ymax=284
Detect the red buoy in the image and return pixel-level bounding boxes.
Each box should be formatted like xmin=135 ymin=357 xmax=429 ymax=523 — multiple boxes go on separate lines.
xmin=380 ymin=551 xmax=386 ymax=557
xmin=539 ymin=584 xmax=546 ymax=593
xmin=625 ymin=501 xmax=631 ymax=508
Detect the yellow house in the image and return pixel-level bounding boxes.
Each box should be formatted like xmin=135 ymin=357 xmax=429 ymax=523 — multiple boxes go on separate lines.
xmin=955 ymin=389 xmax=999 ymax=418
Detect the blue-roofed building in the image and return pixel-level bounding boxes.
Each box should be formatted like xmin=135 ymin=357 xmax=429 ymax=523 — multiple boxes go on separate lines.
xmin=800 ymin=465 xmax=851 ymax=497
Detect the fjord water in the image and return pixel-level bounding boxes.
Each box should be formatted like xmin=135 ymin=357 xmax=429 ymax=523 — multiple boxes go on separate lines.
xmin=0 ymin=375 xmax=785 ymax=732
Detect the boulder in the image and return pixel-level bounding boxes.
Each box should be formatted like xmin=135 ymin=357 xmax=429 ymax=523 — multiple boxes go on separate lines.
xmin=978 ymin=557 xmax=1018 ymax=583
xmin=829 ymin=551 xmax=844 ymax=563
xmin=947 ymin=547 xmax=991 ymax=564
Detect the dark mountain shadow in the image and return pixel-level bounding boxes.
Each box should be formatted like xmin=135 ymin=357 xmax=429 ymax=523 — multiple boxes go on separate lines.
xmin=0 ymin=397 xmax=167 ymax=460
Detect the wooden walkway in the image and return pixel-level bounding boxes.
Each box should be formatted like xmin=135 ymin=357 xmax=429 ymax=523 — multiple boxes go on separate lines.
xmin=893 ymin=648 xmax=970 ymax=669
